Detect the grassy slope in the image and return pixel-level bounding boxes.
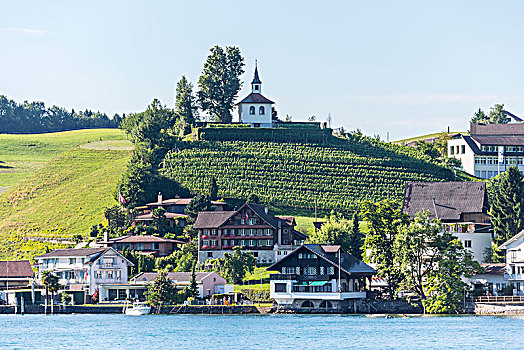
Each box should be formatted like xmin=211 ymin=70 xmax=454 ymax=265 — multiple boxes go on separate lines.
xmin=0 ymin=147 xmax=131 ymax=260
xmin=0 ymin=129 xmax=128 ymax=187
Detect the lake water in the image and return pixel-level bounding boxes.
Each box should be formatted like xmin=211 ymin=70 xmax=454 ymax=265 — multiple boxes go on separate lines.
xmin=1 ymin=314 xmax=523 ymax=349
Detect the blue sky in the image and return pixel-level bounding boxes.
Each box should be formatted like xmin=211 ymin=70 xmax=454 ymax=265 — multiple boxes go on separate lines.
xmin=2 ymin=0 xmax=524 ymax=140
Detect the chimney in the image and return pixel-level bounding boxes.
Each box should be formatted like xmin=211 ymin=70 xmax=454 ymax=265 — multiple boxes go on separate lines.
xmin=104 ymin=230 xmax=109 ymax=243
xmin=264 ymin=206 xmax=268 ymax=215
xmin=158 ymin=192 xmax=163 ymax=203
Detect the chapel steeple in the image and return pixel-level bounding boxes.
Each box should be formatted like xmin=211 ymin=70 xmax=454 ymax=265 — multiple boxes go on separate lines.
xmin=251 ymin=61 xmax=262 ymax=94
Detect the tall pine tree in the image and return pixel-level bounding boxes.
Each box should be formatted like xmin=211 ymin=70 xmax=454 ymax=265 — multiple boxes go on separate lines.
xmin=174 ymin=76 xmax=197 ymax=135
xmin=489 ymin=166 xmax=524 ymax=261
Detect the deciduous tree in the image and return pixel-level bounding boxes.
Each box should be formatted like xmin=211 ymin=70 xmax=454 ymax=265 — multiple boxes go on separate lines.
xmin=197 ymin=46 xmax=245 ymax=123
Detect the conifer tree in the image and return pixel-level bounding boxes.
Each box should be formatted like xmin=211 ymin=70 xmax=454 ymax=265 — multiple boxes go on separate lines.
xmin=489 ymin=166 xmax=524 ymax=260
xmin=174 ymin=76 xmax=197 ymax=135
xmin=208 ymin=176 xmax=218 ymax=200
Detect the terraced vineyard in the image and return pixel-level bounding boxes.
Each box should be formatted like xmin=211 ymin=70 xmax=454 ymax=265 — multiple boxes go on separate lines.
xmin=163 ymin=137 xmax=462 ymax=215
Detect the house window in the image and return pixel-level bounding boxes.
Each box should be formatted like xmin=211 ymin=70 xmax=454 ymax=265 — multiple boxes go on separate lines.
xmin=259 ymin=106 xmax=265 ymax=115
xmin=265 ymin=229 xmax=272 ymax=236
xmin=464 ymin=240 xmax=472 ymax=248
xmin=136 ymin=243 xmax=144 ymax=250
xmin=249 ymin=229 xmax=254 ymax=236
xmin=65 ymin=271 xmax=75 ymax=280
xmin=320 ymin=266 xmax=325 ymax=275
xmin=274 ymin=283 xmax=287 ymax=293
xmin=307 ymin=267 xmax=317 ymax=275
xmin=152 ymin=243 xmax=159 ymax=250
xmin=249 ymin=106 xmax=255 ymax=115
xmin=106 ymin=271 xmax=114 ymax=279
xmin=241 ymin=240 xmax=246 ymax=247
xmin=202 ymin=240 xmax=209 ymax=246
xmin=295 ymin=267 xmax=301 ymax=275
xmin=461 ymin=145 xmax=465 ymax=154
xmin=266 ymin=240 xmax=272 ymax=246
xmin=116 ymin=270 xmax=121 ymax=280
xmin=249 ymin=240 xmax=255 ymax=246
xmin=69 ymin=258 xmax=76 ymax=265
xmin=253 ymin=252 xmax=259 ymax=257
xmin=211 ymin=240 xmax=218 ymax=246
xmin=207 ymin=252 xmax=213 ymax=258
xmin=450 ymin=146 xmax=454 ymax=155
xmin=328 ymin=267 xmax=334 ymax=275
xmin=211 ymin=229 xmax=217 ymax=236
xmin=95 ymin=271 xmax=102 ymax=279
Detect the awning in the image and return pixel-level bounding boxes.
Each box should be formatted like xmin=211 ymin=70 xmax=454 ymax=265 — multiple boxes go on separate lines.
xmin=309 ymin=281 xmax=328 ymax=286
xmin=294 ymin=281 xmax=308 ymax=286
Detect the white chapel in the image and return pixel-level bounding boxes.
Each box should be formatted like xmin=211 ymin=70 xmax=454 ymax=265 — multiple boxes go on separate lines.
xmin=237 ymin=63 xmax=274 ymax=128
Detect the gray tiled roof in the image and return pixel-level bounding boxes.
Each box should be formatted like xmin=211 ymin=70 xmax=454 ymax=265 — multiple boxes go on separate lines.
xmin=238 ymin=93 xmax=274 ymax=104
xmin=402 ymin=182 xmax=487 ymax=221
xmin=193 ymin=211 xmax=237 ymax=229
xmin=35 ymin=248 xmax=107 ymax=259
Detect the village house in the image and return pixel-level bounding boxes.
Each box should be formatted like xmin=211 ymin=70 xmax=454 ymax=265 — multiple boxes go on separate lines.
xmin=448 ymin=120 xmax=524 ymax=179
xmin=35 ymin=248 xmax=134 ymax=302
xmin=498 ymin=230 xmax=524 ymax=295
xmin=194 ymin=203 xmax=307 ymax=263
xmin=132 ymin=193 xmax=226 ymax=227
xmin=267 ymin=244 xmax=375 ymax=311
xmin=0 ymin=261 xmax=33 ymax=290
xmin=98 ymin=234 xmax=185 ymax=257
xmin=402 ymin=181 xmax=492 ymax=262
xmin=469 ymin=263 xmax=507 ymax=296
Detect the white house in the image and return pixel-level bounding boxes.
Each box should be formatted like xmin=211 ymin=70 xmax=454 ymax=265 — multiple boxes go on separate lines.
xmin=498 ymin=230 xmax=524 ymax=295
xmin=35 ymin=247 xmax=134 ymax=297
xmin=237 ymin=63 xmax=274 ymax=128
xmin=448 ymin=122 xmax=524 ymax=179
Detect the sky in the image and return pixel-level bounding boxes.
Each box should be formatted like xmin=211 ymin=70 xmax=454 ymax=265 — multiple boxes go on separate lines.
xmin=2 ymin=0 xmax=524 ymax=140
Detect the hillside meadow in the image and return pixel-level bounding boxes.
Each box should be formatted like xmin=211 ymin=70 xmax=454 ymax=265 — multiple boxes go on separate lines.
xmin=0 ymin=128 xmax=129 ymax=188
xmin=0 ymin=145 xmax=131 ymax=260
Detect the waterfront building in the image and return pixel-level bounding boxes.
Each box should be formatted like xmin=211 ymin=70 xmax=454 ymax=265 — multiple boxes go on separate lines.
xmin=402 ymin=181 xmax=492 ymax=262
xmin=447 ymin=122 xmax=524 ymax=179
xmin=98 ymin=234 xmax=185 ymax=257
xmin=267 ymin=244 xmax=375 ymax=311
xmin=237 ymin=63 xmax=275 ymax=128
xmin=35 ymin=248 xmax=134 ymax=300
xmin=498 ymin=230 xmax=524 ymax=295
xmin=0 ymin=261 xmax=33 ymax=290
xmin=194 ymin=203 xmax=307 ymax=264
xmin=469 ymin=263 xmax=507 ymax=296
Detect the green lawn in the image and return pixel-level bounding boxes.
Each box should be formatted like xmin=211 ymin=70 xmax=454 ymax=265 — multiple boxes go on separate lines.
xmin=0 ymin=147 xmax=131 ymax=260
xmin=0 ymin=129 xmax=128 ymax=187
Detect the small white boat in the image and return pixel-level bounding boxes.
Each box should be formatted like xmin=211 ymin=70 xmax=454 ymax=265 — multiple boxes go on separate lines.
xmin=123 ymin=301 xmax=151 ymax=316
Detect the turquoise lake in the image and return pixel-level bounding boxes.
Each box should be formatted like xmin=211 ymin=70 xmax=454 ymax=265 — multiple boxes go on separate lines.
xmin=1 ymin=314 xmax=523 ymax=349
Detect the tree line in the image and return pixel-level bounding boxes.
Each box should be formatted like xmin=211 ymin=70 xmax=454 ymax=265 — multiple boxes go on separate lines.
xmin=0 ymin=95 xmax=121 ymax=133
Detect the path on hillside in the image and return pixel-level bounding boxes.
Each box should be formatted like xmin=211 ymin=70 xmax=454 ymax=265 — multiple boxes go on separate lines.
xmin=79 ymin=140 xmax=133 ymax=151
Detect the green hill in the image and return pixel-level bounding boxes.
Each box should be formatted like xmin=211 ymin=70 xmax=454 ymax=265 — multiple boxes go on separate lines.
xmin=393 ymin=131 xmax=466 ymax=144
xmin=0 ymin=128 xmax=129 ymax=189
xmin=163 ymin=131 xmax=468 ymax=216
xmin=0 ymin=129 xmax=132 ymax=260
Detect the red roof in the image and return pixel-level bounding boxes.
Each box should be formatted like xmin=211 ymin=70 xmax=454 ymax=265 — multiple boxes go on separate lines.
xmin=0 ymin=261 xmax=34 ymax=278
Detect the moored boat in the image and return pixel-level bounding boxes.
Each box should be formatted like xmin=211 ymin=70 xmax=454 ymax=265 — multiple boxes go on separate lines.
xmin=123 ymin=301 xmax=151 ymax=316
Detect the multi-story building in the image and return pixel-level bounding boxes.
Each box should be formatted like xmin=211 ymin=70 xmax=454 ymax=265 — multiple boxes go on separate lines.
xmin=35 ymin=248 xmax=134 ymax=299
xmin=448 ymin=123 xmax=524 ymax=179
xmin=194 ymin=203 xmax=307 ymax=263
xmin=499 ymin=230 xmax=524 ymax=295
xmin=402 ymin=181 xmax=492 ymax=262
xmin=267 ymin=244 xmax=375 ymax=311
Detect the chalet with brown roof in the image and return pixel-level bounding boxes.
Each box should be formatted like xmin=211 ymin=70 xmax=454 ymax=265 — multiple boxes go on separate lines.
xmin=0 ymin=261 xmax=34 ymax=289
xmin=194 ymin=203 xmax=307 ymax=263
xmin=99 ymin=235 xmax=185 ymax=257
xmin=402 ymin=181 xmax=492 ymax=262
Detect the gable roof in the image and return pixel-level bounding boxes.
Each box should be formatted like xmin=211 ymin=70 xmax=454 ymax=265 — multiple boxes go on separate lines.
xmin=194 ymin=211 xmax=237 ymax=229
xmin=0 ymin=261 xmax=33 ymax=278
xmin=193 ymin=203 xmax=283 ymax=229
xmin=267 ymin=244 xmax=375 ymax=276
xmin=402 ymin=182 xmax=488 ymax=221
xmin=107 ymin=235 xmax=185 ymax=244
xmin=237 ymin=93 xmax=274 ymax=104
xmin=130 ymin=271 xmax=223 ymax=284
xmin=498 ymin=229 xmax=524 ymax=249
xmin=146 ymin=197 xmax=225 ymax=207
xmin=35 ymin=248 xmax=108 ymax=259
